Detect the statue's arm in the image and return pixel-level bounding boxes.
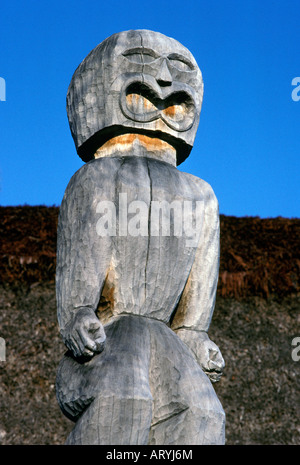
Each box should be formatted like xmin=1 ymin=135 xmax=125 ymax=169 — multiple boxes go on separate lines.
xmin=171 ymin=180 xmax=224 ymax=382
xmin=56 ymin=167 xmax=111 ymax=358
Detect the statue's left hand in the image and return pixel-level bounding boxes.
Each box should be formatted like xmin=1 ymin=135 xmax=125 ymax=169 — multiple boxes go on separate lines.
xmin=196 ymin=335 xmax=225 ymax=383
xmin=175 ymin=329 xmax=225 ymax=383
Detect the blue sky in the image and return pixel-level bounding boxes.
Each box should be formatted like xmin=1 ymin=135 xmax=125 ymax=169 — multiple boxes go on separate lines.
xmin=0 ymin=0 xmax=299 ymax=218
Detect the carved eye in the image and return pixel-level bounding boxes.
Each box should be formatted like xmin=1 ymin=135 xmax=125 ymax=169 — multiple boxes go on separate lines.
xmin=123 ymin=48 xmax=158 ymax=64
xmin=168 ymin=54 xmax=194 ymax=72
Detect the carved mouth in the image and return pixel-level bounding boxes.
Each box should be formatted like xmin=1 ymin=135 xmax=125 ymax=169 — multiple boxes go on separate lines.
xmin=120 ymin=81 xmax=195 ymax=132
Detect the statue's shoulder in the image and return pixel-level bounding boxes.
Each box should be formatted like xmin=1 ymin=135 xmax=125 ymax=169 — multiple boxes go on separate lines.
xmin=60 ymin=158 xmax=124 ymax=212
xmin=180 ymin=171 xmax=218 ymax=207
xmin=64 ymin=157 xmax=123 ymax=193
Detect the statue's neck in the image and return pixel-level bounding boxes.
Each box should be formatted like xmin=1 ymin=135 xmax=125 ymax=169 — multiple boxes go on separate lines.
xmin=94 ymin=134 xmax=177 ymax=167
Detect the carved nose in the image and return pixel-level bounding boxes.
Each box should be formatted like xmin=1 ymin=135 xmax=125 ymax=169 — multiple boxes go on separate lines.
xmin=156 ymin=59 xmax=172 ymax=86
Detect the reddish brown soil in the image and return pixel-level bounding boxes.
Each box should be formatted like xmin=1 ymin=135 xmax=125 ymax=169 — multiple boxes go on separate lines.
xmin=1 ymin=206 xmax=299 ymax=298
xmin=0 ymin=206 xmax=299 ymax=445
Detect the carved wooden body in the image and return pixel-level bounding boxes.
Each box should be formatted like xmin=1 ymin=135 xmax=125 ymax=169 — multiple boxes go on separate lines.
xmin=57 ymin=155 xmax=218 ymax=330
xmin=56 ymin=29 xmax=225 ymax=445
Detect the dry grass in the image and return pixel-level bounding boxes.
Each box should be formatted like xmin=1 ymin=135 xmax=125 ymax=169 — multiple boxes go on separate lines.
xmin=0 ymin=207 xmax=299 ymax=444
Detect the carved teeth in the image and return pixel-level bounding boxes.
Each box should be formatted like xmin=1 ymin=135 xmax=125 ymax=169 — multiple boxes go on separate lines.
xmin=126 ymin=93 xmax=187 ymax=122
xmin=163 ymin=104 xmax=185 ymax=121
xmin=126 ymin=94 xmax=156 ymax=114
xmin=138 ymin=94 xmax=144 ymax=114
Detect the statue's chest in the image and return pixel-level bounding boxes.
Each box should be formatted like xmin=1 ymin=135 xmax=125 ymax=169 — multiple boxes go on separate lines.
xmin=114 ymin=157 xmax=200 ymax=205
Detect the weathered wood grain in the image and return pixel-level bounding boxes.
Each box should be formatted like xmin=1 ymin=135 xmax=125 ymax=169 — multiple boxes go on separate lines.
xmin=56 ymin=29 xmax=225 ymax=445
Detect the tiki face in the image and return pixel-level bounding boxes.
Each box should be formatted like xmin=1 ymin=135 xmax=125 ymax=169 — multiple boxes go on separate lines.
xmin=67 ymin=30 xmax=203 ymax=164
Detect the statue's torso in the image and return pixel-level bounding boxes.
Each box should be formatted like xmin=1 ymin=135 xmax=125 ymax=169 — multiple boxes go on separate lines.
xmin=59 ymin=156 xmax=208 ymax=325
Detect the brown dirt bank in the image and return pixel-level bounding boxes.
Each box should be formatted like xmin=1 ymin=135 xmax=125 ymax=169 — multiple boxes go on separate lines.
xmin=0 ymin=206 xmax=299 ymax=444
xmin=1 ymin=206 xmax=299 ymax=298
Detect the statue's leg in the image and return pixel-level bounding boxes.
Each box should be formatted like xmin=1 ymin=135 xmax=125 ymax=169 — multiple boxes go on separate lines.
xmin=147 ymin=319 xmax=225 ymax=445
xmin=57 ymin=315 xmax=153 ymax=445
xmin=65 ymin=392 xmax=152 ymax=445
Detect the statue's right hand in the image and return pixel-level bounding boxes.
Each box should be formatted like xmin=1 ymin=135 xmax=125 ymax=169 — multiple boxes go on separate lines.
xmin=62 ymin=308 xmax=106 ymax=359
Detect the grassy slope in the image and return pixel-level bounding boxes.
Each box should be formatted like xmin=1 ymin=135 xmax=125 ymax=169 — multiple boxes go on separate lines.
xmin=0 ymin=207 xmax=299 ymax=444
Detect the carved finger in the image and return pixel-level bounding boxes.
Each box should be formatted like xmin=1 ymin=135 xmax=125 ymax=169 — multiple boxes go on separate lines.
xmin=94 ymin=336 xmax=106 ymax=353
xmin=71 ymin=330 xmax=89 ymax=357
xmin=76 ymin=328 xmax=97 ymax=353
xmin=208 ymin=360 xmax=223 ymax=372
xmin=67 ymin=338 xmax=81 ymax=358
xmin=88 ymin=320 xmax=104 ymax=337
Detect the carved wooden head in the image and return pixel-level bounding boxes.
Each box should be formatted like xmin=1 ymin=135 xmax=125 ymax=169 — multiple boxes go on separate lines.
xmin=67 ymin=30 xmax=203 ymax=165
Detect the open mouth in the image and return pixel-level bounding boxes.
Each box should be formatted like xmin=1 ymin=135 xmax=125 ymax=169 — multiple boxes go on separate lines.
xmin=120 ymin=81 xmax=195 ymax=132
